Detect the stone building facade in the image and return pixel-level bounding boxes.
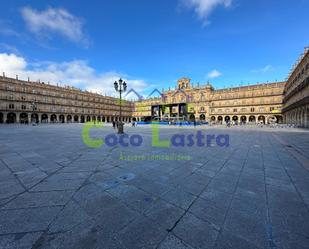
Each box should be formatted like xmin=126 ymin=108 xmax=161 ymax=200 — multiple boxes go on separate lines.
xmin=133 ymin=78 xmax=285 ymax=124
xmin=0 ymin=75 xmax=133 ymax=124
xmin=283 ymin=47 xmax=309 ymax=128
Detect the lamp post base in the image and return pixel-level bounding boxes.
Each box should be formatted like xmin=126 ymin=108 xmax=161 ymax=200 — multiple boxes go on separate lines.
xmin=118 ymin=122 xmax=124 ymax=134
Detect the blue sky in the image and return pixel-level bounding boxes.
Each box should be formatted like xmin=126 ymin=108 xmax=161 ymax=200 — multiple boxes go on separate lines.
xmin=0 ymin=0 xmax=308 ymax=98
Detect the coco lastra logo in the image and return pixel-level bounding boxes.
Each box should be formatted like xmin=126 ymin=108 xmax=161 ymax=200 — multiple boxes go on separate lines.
xmin=82 ymin=122 xmax=229 ymax=148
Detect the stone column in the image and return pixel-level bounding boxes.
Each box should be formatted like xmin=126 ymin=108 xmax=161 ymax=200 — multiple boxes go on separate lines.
xmin=16 ymin=113 xmax=20 ymax=123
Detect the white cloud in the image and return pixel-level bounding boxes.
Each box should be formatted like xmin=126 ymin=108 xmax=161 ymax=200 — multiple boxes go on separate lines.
xmin=207 ymin=69 xmax=222 ymax=78
xmin=181 ymin=0 xmax=233 ymax=25
xmin=21 ymin=7 xmax=89 ymax=47
xmin=251 ymin=65 xmax=274 ymax=73
xmin=0 ymin=53 xmax=148 ymax=96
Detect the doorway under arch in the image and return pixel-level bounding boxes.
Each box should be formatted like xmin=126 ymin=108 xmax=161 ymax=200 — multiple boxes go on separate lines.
xmin=258 ymin=115 xmax=265 ymax=124
xmin=59 ymin=115 xmax=65 ymax=123
xmin=224 ymin=116 xmax=230 ymax=123
xmin=240 ymin=116 xmax=246 ymax=124
xmin=249 ymin=116 xmax=256 ymax=123
xmin=7 ymin=113 xmax=16 ymax=123
xmin=189 ymin=114 xmax=195 ymax=121
xmin=51 ymin=114 xmax=57 ymax=123
xmin=232 ymin=116 xmax=238 ymax=124
xmin=20 ymin=113 xmax=28 ymax=124
xmin=41 ymin=114 xmax=48 ymax=123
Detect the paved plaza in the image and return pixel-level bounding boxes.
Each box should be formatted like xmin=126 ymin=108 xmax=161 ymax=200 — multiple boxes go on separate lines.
xmin=0 ymin=124 xmax=309 ymax=249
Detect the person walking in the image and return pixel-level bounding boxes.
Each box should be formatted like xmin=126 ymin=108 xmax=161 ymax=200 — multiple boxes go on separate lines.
xmin=112 ymin=120 xmax=115 ymax=129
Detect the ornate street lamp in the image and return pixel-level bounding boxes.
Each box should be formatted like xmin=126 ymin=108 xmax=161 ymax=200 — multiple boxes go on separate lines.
xmin=30 ymin=100 xmax=37 ymax=125
xmin=114 ymin=78 xmax=127 ymax=134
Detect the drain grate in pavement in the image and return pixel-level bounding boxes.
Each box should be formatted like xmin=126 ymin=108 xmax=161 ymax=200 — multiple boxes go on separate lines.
xmin=117 ymin=173 xmax=136 ymax=182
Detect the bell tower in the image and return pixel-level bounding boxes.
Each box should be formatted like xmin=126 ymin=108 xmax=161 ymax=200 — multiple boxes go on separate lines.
xmin=177 ymin=77 xmax=191 ymax=90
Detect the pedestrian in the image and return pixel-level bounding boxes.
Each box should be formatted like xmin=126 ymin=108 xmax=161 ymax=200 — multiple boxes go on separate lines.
xmin=112 ymin=121 xmax=115 ymax=129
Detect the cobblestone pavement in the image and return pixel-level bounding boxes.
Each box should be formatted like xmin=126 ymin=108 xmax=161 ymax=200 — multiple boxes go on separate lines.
xmin=0 ymin=124 xmax=308 ymax=249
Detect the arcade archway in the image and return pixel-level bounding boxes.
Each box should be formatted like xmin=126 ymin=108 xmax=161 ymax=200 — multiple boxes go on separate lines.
xmin=51 ymin=114 xmax=57 ymax=123
xmin=240 ymin=116 xmax=246 ymax=124
xmin=224 ymin=116 xmax=230 ymax=123
xmin=20 ymin=113 xmax=28 ymax=124
xmin=249 ymin=116 xmax=256 ymax=123
xmin=7 ymin=113 xmax=16 ymax=123
xmin=41 ymin=114 xmax=48 ymax=123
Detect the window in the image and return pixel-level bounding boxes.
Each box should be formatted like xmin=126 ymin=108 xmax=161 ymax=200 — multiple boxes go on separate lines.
xmin=270 ymin=107 xmax=275 ymax=111
xmin=21 ymin=105 xmax=26 ymax=110
xmin=251 ymin=108 xmax=255 ymax=112
xmin=9 ymin=104 xmax=14 ymax=109
xmin=233 ymin=108 xmax=237 ymax=112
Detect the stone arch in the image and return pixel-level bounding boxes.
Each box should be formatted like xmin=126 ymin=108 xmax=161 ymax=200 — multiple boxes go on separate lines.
xmin=74 ymin=115 xmax=79 ymax=123
xmin=67 ymin=115 xmax=72 ymax=123
xmin=218 ymin=116 xmax=223 ymax=124
xmin=240 ymin=116 xmax=246 ymax=124
xmin=258 ymin=115 xmax=265 ymax=124
xmin=224 ymin=116 xmax=230 ymax=123
xmin=80 ymin=115 xmax=85 ymax=123
xmin=210 ymin=116 xmax=216 ymax=122
xmin=267 ymin=115 xmax=277 ymax=124
xmin=7 ymin=113 xmax=17 ymax=123
xmin=86 ymin=116 xmax=91 ymax=122
xmin=20 ymin=113 xmax=28 ymax=124
xmin=199 ymin=114 xmax=206 ymax=121
xmin=50 ymin=114 xmax=57 ymax=123
xmin=59 ymin=115 xmax=65 ymax=123
xmin=31 ymin=113 xmax=38 ymax=123
xmin=189 ymin=114 xmax=195 ymax=121
xmin=249 ymin=115 xmax=256 ymax=123
xmin=0 ymin=112 xmax=3 ymax=123
xmin=41 ymin=114 xmax=48 ymax=123
xmin=232 ymin=116 xmax=238 ymax=124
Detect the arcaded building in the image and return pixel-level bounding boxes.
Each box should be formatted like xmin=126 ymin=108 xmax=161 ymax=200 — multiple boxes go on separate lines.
xmin=283 ymin=47 xmax=309 ymax=128
xmin=0 ymin=75 xmax=133 ymax=124
xmin=133 ymin=78 xmax=285 ymax=124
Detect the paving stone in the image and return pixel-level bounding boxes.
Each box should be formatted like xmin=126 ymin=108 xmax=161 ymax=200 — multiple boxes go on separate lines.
xmin=0 ymin=125 xmax=308 ymax=249
xmin=214 ymin=230 xmax=264 ymax=249
xmin=173 ymin=212 xmax=219 ymax=249
xmin=161 ymin=187 xmax=196 ymax=210
xmin=0 ymin=206 xmax=61 ymax=234
xmin=158 ymin=234 xmax=194 ymax=249
xmin=48 ymin=200 xmax=92 ymax=233
xmin=0 ymin=232 xmax=43 ymax=249
xmin=118 ymin=215 xmax=167 ymax=249
xmin=30 ymin=178 xmax=85 ymax=192
xmin=106 ymin=184 xmax=157 ymax=213
xmin=145 ymin=198 xmax=185 ymax=230
xmin=1 ymin=190 xmax=73 ymax=209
